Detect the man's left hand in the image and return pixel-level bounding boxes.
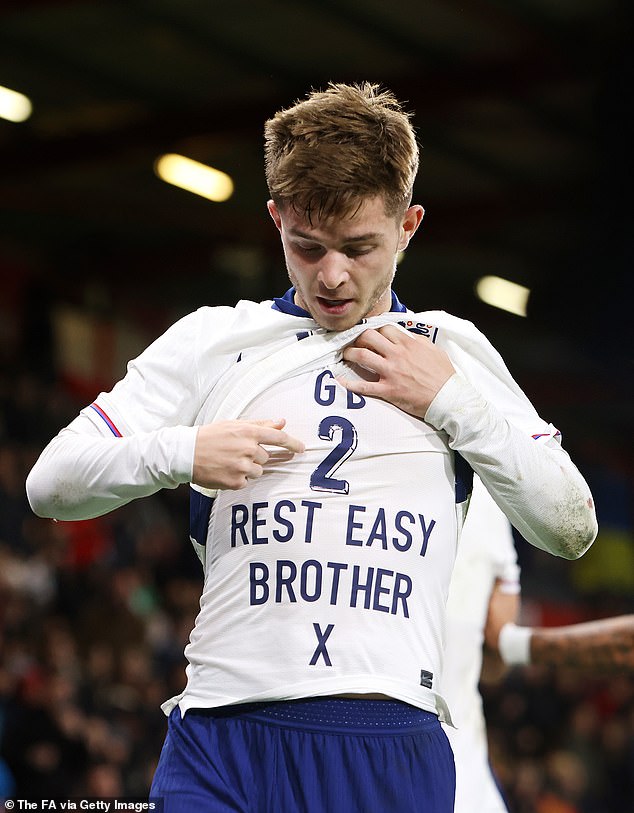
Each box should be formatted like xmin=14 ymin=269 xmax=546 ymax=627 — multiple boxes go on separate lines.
xmin=338 ymin=325 xmax=455 ymax=418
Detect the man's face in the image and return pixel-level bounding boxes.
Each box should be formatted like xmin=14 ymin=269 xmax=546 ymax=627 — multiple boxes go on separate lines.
xmin=268 ymin=196 xmax=424 ymax=331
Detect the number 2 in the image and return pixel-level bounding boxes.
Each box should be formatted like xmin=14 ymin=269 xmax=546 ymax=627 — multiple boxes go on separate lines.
xmin=310 ymin=416 xmax=358 ymax=494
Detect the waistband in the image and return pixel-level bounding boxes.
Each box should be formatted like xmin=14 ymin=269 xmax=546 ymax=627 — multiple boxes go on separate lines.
xmin=189 ymin=697 xmax=440 ymax=735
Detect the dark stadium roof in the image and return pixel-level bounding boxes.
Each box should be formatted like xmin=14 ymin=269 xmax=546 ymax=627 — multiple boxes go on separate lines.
xmin=0 ymin=0 xmax=631 ymax=463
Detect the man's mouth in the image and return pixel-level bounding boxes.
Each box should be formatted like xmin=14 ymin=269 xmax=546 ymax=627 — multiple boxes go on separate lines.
xmin=316 ymin=296 xmax=352 ymax=313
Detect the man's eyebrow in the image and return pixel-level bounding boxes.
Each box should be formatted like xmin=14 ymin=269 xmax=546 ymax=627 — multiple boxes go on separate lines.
xmin=288 ymin=228 xmax=382 ymax=242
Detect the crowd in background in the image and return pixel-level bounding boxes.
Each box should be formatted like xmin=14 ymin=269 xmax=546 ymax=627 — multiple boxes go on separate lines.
xmin=1 ymin=365 xmax=633 ymax=810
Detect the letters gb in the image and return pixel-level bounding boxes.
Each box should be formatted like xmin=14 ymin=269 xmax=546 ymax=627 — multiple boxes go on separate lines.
xmin=314 ymin=370 xmax=365 ymax=409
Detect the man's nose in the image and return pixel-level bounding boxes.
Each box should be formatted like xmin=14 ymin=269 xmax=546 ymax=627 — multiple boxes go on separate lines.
xmin=317 ymin=251 xmax=349 ymax=289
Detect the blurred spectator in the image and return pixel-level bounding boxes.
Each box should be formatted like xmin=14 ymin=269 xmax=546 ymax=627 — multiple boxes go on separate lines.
xmin=1 ymin=362 xmax=632 ymax=806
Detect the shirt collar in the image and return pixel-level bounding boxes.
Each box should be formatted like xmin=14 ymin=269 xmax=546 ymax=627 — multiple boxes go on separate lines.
xmin=271 ymin=288 xmax=408 ymax=317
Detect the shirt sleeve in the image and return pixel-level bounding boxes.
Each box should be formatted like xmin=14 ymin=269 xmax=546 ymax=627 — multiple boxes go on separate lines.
xmin=26 ymin=414 xmax=198 ymax=520
xmin=425 ymin=372 xmax=597 ymax=559
xmin=26 ymin=308 xmax=220 ymax=521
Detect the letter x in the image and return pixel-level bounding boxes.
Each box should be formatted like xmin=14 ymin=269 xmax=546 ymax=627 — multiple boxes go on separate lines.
xmin=309 ymin=622 xmax=335 ymax=666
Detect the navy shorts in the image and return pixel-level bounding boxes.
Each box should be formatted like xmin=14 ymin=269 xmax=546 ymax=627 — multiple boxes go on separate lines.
xmin=150 ymin=697 xmax=455 ymax=812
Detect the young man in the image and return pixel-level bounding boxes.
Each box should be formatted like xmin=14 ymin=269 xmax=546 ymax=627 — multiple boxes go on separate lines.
xmin=444 ymin=479 xmax=634 ymax=813
xmin=26 ymin=83 xmax=598 ymax=812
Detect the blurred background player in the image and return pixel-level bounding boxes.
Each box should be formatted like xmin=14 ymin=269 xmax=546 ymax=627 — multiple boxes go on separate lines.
xmin=443 ymin=477 xmax=634 ymax=812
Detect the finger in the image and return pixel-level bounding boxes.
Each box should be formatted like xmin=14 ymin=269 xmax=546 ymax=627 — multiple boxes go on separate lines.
xmin=248 ymin=462 xmax=264 ymax=481
xmin=239 ymin=418 xmax=303 ymax=453
xmin=336 ymin=375 xmax=382 ymax=397
xmin=255 ymin=427 xmax=305 ymax=454
xmin=253 ymin=445 xmax=270 ymax=466
xmin=341 ymin=345 xmax=386 ymax=373
xmin=228 ymin=466 xmax=264 ymax=490
xmin=375 ymin=324 xmax=417 ymax=342
xmin=349 ymin=329 xmax=395 ymax=355
xmin=246 ymin=418 xmax=286 ymax=430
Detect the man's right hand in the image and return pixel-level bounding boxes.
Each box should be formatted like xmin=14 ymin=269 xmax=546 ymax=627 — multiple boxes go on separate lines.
xmin=192 ymin=418 xmax=304 ymax=490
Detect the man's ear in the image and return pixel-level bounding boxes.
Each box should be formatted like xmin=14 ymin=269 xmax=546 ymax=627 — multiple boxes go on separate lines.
xmin=267 ymin=199 xmax=282 ymax=232
xmin=398 ymin=205 xmax=424 ymax=251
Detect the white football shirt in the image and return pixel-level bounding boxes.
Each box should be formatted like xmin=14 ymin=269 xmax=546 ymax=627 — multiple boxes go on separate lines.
xmin=174 ymin=356 xmax=461 ymax=719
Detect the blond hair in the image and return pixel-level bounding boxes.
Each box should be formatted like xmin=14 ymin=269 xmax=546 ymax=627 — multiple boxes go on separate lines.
xmin=264 ymin=82 xmax=419 ymax=222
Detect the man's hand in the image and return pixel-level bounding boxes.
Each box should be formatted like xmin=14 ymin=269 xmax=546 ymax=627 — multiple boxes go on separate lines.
xmin=338 ymin=325 xmax=456 ymax=418
xmin=192 ymin=418 xmax=304 ymax=490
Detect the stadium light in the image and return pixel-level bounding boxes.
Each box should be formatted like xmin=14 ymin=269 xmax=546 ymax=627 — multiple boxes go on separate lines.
xmin=154 ymin=153 xmax=234 ymax=202
xmin=0 ymin=84 xmax=33 ymax=122
xmin=475 ymin=275 xmax=530 ymax=317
